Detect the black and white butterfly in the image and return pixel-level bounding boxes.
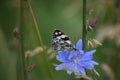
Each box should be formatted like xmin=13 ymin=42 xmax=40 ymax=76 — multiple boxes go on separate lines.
xmin=52 ymin=29 xmax=75 ymax=52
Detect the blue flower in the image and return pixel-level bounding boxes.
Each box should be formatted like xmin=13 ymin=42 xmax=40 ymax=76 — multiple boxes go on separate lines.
xmin=55 ymin=39 xmax=99 ymax=75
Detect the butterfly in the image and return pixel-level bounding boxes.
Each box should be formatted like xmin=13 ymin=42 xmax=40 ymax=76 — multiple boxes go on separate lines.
xmin=52 ymin=29 xmax=75 ymax=52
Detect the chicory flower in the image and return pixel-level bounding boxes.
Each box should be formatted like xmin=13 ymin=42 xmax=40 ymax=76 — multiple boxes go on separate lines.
xmin=55 ymin=39 xmax=99 ymax=76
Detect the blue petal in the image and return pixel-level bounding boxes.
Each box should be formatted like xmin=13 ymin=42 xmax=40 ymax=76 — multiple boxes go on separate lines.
xmin=80 ymin=61 xmax=93 ymax=70
xmin=77 ymin=66 xmax=86 ymax=75
xmin=68 ymin=51 xmax=78 ymax=60
xmin=56 ymin=51 xmax=70 ymax=62
xmin=55 ymin=63 xmax=66 ymax=70
xmin=80 ymin=61 xmax=98 ymax=70
xmin=55 ymin=63 xmax=78 ymax=75
xmin=78 ymin=50 xmax=84 ymax=54
xmin=85 ymin=50 xmax=96 ymax=54
xmin=65 ymin=62 xmax=76 ymax=69
xmin=81 ymin=50 xmax=96 ymax=61
xmin=68 ymin=52 xmax=75 ymax=60
xmin=67 ymin=70 xmax=72 ymax=74
xmin=91 ymin=61 xmax=99 ymax=65
xmin=76 ymin=39 xmax=83 ymax=50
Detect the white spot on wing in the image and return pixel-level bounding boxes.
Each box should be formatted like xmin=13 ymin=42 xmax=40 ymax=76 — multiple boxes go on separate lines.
xmin=56 ymin=36 xmax=61 ymax=39
xmin=65 ymin=40 xmax=71 ymax=44
xmin=61 ymin=35 xmax=67 ymax=38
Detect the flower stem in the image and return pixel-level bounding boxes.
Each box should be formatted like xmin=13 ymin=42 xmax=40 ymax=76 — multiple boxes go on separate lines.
xmin=26 ymin=0 xmax=55 ymax=80
xmin=17 ymin=0 xmax=27 ymax=80
xmin=81 ymin=0 xmax=86 ymax=80
xmin=82 ymin=0 xmax=87 ymax=50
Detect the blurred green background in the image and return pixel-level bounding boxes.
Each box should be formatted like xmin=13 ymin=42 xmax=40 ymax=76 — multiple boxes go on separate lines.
xmin=0 ymin=0 xmax=120 ymax=80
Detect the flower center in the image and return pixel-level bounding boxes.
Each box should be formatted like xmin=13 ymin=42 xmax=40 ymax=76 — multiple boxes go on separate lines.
xmin=72 ymin=57 xmax=80 ymax=64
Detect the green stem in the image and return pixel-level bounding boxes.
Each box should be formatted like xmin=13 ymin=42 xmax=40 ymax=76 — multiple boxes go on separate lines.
xmin=17 ymin=0 xmax=27 ymax=80
xmin=81 ymin=0 xmax=86 ymax=80
xmin=82 ymin=0 xmax=87 ymax=50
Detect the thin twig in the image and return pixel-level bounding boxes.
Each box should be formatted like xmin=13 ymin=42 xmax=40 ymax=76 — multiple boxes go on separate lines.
xmin=26 ymin=0 xmax=44 ymax=47
xmin=26 ymin=0 xmax=55 ymax=80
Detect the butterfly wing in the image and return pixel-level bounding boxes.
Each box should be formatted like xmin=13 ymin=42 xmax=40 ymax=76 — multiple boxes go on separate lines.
xmin=52 ymin=29 xmax=74 ymax=51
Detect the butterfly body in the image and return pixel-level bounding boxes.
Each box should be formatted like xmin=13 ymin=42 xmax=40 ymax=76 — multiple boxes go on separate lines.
xmin=52 ymin=29 xmax=75 ymax=52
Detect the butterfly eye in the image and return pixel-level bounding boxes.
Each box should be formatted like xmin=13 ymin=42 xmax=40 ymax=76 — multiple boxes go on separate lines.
xmin=55 ymin=32 xmax=58 ymax=35
xmin=58 ymin=32 xmax=61 ymax=34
